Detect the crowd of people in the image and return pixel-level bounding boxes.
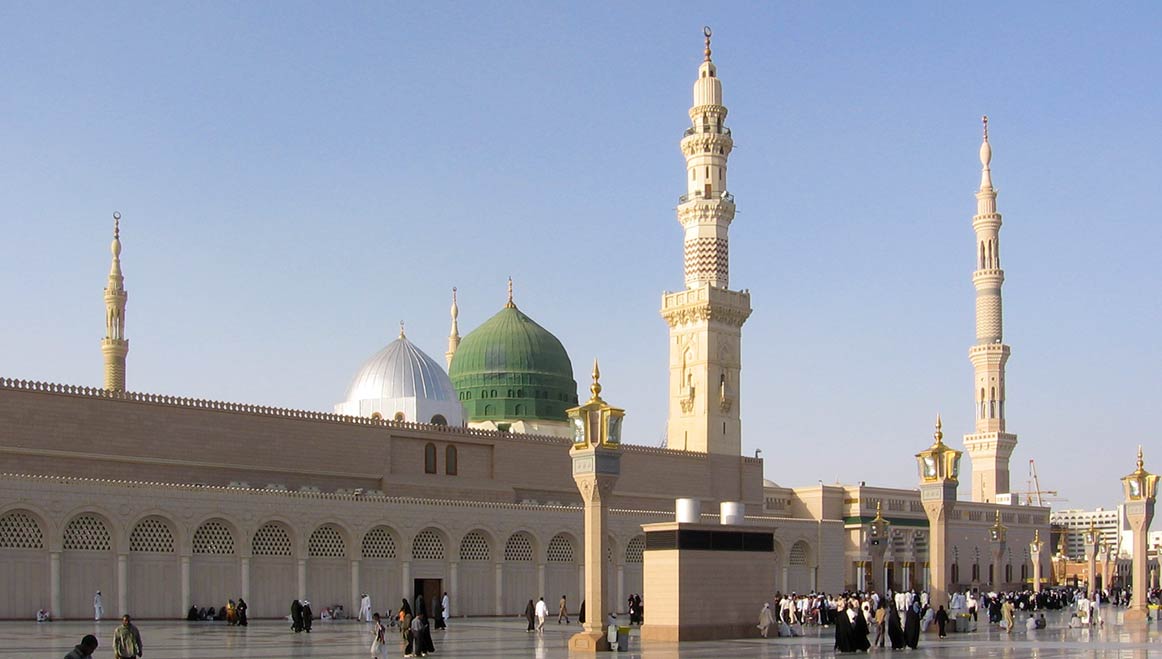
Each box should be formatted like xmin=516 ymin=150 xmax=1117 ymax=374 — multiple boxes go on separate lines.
xmin=185 ymin=598 xmax=248 ymax=625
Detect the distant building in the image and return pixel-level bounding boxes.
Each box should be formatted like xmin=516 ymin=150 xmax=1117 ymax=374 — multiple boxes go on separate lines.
xmin=1050 ymin=508 xmax=1122 ymax=558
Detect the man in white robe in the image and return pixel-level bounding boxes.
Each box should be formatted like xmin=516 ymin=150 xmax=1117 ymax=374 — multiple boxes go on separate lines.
xmin=358 ymin=593 xmax=372 ymax=622
xmin=93 ymin=591 xmax=103 ymax=621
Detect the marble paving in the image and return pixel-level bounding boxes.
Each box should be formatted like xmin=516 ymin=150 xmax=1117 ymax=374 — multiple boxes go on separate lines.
xmin=7 ymin=609 xmax=1162 ymax=658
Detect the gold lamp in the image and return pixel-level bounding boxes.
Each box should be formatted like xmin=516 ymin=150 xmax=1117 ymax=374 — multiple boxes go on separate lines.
xmin=1121 ymin=445 xmax=1159 ymax=502
xmin=915 ymin=415 xmax=962 ymax=483
xmin=869 ymin=501 xmax=889 ymax=546
xmin=989 ymin=510 xmax=1007 ymax=543
xmin=1083 ymin=520 xmax=1098 ymax=548
xmin=568 ymin=360 xmax=625 ymax=451
xmin=1029 ymin=529 xmax=1042 ymax=556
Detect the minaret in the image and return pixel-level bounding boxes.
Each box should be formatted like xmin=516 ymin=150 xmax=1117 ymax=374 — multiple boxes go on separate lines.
xmin=445 ymin=287 xmax=460 ymax=369
xmin=101 ymin=211 xmax=129 ymax=391
xmin=660 ymin=28 xmax=752 ymax=455
xmin=963 ymin=116 xmax=1017 ymax=503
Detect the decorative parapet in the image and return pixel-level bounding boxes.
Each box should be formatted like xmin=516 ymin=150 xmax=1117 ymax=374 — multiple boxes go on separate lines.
xmin=660 ymin=286 xmax=751 ymax=328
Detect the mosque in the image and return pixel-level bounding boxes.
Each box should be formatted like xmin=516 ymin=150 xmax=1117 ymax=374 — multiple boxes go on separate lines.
xmin=0 ymin=31 xmax=1049 ymax=621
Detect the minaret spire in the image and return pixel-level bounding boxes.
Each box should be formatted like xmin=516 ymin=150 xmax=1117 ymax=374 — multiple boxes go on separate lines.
xmin=505 ymin=277 xmax=515 ymax=308
xmin=101 ymin=211 xmax=129 ymax=391
xmin=445 ymin=287 xmax=461 ymax=369
xmin=964 ymin=117 xmax=1018 ymax=503
xmin=660 ymin=29 xmax=752 ymax=456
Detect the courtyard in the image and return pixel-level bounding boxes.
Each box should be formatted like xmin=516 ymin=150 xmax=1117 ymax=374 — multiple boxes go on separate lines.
xmin=10 ymin=609 xmax=1161 ymax=658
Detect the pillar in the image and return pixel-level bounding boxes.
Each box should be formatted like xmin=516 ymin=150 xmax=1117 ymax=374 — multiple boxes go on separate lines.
xmin=180 ymin=555 xmax=190 ymax=611
xmin=990 ymin=543 xmax=1005 ymax=591
xmin=1030 ymin=547 xmax=1042 ymax=594
xmin=537 ymin=563 xmax=545 ymax=600
xmin=117 ymin=553 xmax=128 ymax=616
xmin=350 ymin=559 xmax=360 ymax=616
xmin=494 ymin=562 xmax=503 ymax=616
xmin=401 ymin=561 xmax=411 ymax=602
xmin=297 ymin=559 xmax=307 ymax=601
xmin=617 ymin=563 xmax=625 ymax=610
xmin=448 ymin=561 xmax=458 ymax=618
xmin=240 ymin=556 xmax=251 ymax=602
xmin=781 ymin=565 xmax=788 ymax=593
xmin=50 ymin=551 xmax=61 ymax=618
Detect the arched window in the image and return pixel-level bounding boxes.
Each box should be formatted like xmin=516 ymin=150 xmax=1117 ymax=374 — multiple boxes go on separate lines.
xmin=980 ymin=388 xmax=986 ymax=419
xmin=430 ymin=414 xmax=447 ymax=426
xmin=484 ymin=404 xmax=495 ymax=416
xmin=990 ymin=387 xmax=996 ymax=418
xmin=951 ymin=563 xmax=960 ymax=583
xmin=980 ymin=242 xmax=986 ymax=269
xmin=424 ymin=443 xmax=437 ymax=474
xmin=0 ymin=511 xmax=44 ymax=549
xmin=130 ymin=518 xmax=175 ymax=553
xmin=64 ymin=514 xmax=112 ymax=551
xmin=972 ymin=563 xmax=980 ymax=581
xmin=514 ymin=404 xmax=525 ymax=416
xmin=445 ymin=445 xmax=458 ymax=475
xmin=1005 ymin=564 xmax=1012 ymax=582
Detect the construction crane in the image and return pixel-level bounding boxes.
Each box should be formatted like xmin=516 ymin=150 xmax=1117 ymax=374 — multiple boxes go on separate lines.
xmin=1007 ymin=459 xmax=1066 ymax=506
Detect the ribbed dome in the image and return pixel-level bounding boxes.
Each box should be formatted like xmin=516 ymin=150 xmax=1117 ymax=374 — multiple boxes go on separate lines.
xmin=449 ymin=305 xmax=577 ymax=423
xmin=335 ymin=334 xmax=463 ymax=425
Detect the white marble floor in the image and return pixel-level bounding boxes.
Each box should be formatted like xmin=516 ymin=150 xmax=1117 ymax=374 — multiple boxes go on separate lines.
xmin=8 ymin=609 xmax=1162 ymax=658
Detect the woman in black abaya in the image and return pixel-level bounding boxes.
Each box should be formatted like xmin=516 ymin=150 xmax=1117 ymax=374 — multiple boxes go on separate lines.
xmin=851 ymin=599 xmax=872 ymax=652
xmin=887 ymin=602 xmax=906 ymax=650
xmin=904 ymin=602 xmax=921 ymax=650
xmin=834 ymin=601 xmax=854 ymax=652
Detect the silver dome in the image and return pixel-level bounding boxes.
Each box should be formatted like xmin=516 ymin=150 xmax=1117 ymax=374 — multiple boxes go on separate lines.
xmin=335 ymin=335 xmax=463 ymax=425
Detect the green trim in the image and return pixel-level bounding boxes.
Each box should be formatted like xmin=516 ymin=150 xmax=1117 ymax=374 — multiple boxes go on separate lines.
xmin=844 ymin=516 xmax=930 ymax=528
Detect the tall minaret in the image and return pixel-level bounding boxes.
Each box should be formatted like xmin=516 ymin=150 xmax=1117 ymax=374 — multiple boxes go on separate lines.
xmin=101 ymin=211 xmax=129 ymax=391
xmin=660 ymin=28 xmax=752 ymax=455
xmin=963 ymin=116 xmax=1017 ymax=503
xmin=445 ymin=287 xmax=460 ymax=369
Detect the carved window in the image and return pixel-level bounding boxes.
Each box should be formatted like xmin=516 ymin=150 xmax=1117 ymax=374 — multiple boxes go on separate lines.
xmin=63 ymin=514 xmax=112 ymax=551
xmin=0 ymin=511 xmax=44 ymax=549
xmin=546 ymin=534 xmax=574 ymax=563
xmin=789 ymin=541 xmax=810 ymax=566
xmin=504 ymin=533 xmax=534 ymax=562
xmin=460 ymin=531 xmax=490 ymax=561
xmin=308 ymin=525 xmax=346 ymax=558
xmin=425 ymin=443 xmax=437 ymax=474
xmin=362 ymin=527 xmax=397 ymax=559
xmin=626 ymin=536 xmax=645 ymax=564
xmin=192 ymin=520 xmax=235 ymax=555
xmin=412 ymin=529 xmax=445 ymax=560
xmin=445 ymin=445 xmax=458 ymax=475
xmin=130 ymin=518 xmax=175 ymax=553
xmin=253 ymin=523 xmax=293 ymax=557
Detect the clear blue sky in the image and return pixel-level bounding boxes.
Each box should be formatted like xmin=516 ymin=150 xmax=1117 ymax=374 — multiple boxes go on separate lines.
xmin=3 ymin=2 xmax=1159 ymax=513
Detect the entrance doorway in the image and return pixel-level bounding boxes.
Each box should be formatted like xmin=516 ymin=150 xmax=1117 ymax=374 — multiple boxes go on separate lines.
xmin=414 ymin=578 xmax=442 ymax=617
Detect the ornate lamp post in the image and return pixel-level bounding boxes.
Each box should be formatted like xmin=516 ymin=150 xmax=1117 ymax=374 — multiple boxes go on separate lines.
xmin=568 ymin=360 xmax=624 ymax=651
xmin=1106 ymin=545 xmax=1118 ymax=592
xmin=916 ymin=415 xmax=962 ymax=608
xmin=1120 ymin=446 xmax=1158 ymax=622
xmin=868 ymin=502 xmax=890 ymax=594
xmin=1083 ymin=522 xmax=1100 ymax=597
xmin=1029 ymin=529 xmax=1043 ymax=594
xmin=988 ymin=510 xmax=1007 ymax=591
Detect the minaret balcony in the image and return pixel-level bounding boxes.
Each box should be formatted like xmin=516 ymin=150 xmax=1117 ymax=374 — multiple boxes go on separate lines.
xmin=679 ymin=189 xmax=734 ymax=205
xmin=683 ymin=125 xmax=731 ymax=137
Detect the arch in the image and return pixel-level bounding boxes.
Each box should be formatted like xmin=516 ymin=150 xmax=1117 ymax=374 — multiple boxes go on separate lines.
xmin=787 ymin=539 xmax=813 ymax=593
xmin=484 ymin=404 xmax=495 ymax=416
xmin=546 ymin=533 xmax=577 ymax=563
xmin=362 ymin=526 xmax=400 ymax=559
xmin=504 ymin=531 xmax=535 ymax=562
xmin=980 ymin=242 xmax=986 ymax=270
xmin=252 ymin=521 xmax=294 ymax=557
xmin=789 ymin=540 xmax=811 ymax=566
xmin=514 ymin=404 xmax=526 ymax=416
xmin=445 ymin=445 xmax=458 ymax=475
xmin=308 ymin=524 xmax=348 ymax=558
xmin=0 ymin=509 xmax=49 ymax=617
xmin=430 ymin=414 xmax=447 ymax=426
xmin=129 ymin=516 xmax=176 ymax=553
xmin=424 ymin=443 xmax=438 ymax=474
xmin=625 ymin=535 xmax=645 ymax=564
xmin=412 ymin=528 xmax=447 ymax=561
xmin=62 ymin=511 xmax=116 ymax=619
xmin=192 ymin=519 xmax=236 ymax=555
xmin=459 ymin=530 xmax=492 ymax=562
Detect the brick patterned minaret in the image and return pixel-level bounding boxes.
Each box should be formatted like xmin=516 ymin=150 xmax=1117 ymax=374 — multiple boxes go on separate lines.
xmin=101 ymin=212 xmax=129 ymax=391
xmin=661 ymin=28 xmax=752 ymax=455
xmin=963 ymin=117 xmax=1017 ymax=502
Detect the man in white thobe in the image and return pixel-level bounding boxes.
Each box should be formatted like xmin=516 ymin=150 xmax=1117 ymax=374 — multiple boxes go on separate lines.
xmin=358 ymin=593 xmax=372 ymax=622
xmin=534 ymin=597 xmax=548 ymax=632
xmin=93 ymin=591 xmax=103 ymax=621
xmin=441 ymin=592 xmax=450 ymax=625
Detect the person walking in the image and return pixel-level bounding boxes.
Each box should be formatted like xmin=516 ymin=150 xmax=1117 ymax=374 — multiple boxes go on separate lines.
xmin=236 ymin=597 xmax=248 ymax=626
xmin=63 ymin=634 xmax=99 ymax=659
xmin=534 ymin=597 xmax=549 ymax=633
xmin=441 ymin=592 xmax=450 ymax=628
xmin=524 ymin=599 xmax=536 ymax=632
xmin=291 ymin=600 xmax=304 ymax=633
xmin=935 ymin=605 xmax=949 ymax=638
xmin=359 ymin=593 xmax=372 ymax=623
xmin=757 ymin=602 xmax=775 ymax=638
xmin=1001 ymin=598 xmax=1014 ymax=634
xmin=370 ymin=612 xmax=386 ymax=659
xmin=399 ymin=600 xmax=413 ymax=655
xmin=873 ymin=602 xmax=886 ymax=647
xmin=113 ymin=615 xmax=143 ymax=659
xmin=93 ymin=591 xmax=103 ymax=622
xmin=558 ymin=595 xmax=570 ymax=624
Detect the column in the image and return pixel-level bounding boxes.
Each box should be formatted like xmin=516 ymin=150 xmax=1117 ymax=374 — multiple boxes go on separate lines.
xmin=117 ymin=553 xmax=128 ymax=616
xmin=401 ymin=561 xmax=411 ymax=601
xmin=180 ymin=555 xmax=190 ymax=612
xmin=297 ymin=559 xmax=307 ymax=601
xmin=448 ymin=561 xmax=458 ymax=618
xmin=350 ymin=559 xmax=360 ymax=616
xmin=577 ymin=564 xmax=585 ymax=613
xmin=781 ymin=565 xmax=789 ymax=593
xmin=240 ymin=556 xmax=251 ymax=602
xmin=616 ymin=564 xmax=625 ymax=610
xmin=537 ymin=563 xmax=546 ymax=600
xmin=494 ymin=563 xmax=503 ymax=616
xmin=50 ymin=552 xmax=61 ymax=618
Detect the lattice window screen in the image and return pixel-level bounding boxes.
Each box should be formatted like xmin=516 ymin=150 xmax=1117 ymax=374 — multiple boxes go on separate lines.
xmin=789 ymin=541 xmax=809 ymax=566
xmin=130 ymin=518 xmax=175 ymax=553
xmin=362 ymin=527 xmax=397 ymax=559
xmin=308 ymin=525 xmax=346 ymax=558
xmin=459 ymin=531 xmax=490 ymax=561
xmin=626 ymin=536 xmax=645 ymax=564
xmin=63 ymin=514 xmax=112 ymax=551
xmin=504 ymin=533 xmax=533 ymax=562
xmin=412 ymin=530 xmax=445 ymax=560
xmin=546 ymin=534 xmax=574 ymax=563
xmin=253 ymin=523 xmax=292 ymax=557
xmin=193 ymin=521 xmax=236 ymax=555
xmin=0 ymin=511 xmax=44 ymax=549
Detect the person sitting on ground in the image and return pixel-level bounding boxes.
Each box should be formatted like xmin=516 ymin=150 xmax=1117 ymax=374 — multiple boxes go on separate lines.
xmin=1025 ymin=613 xmax=1037 ymax=632
xmin=1068 ymin=612 xmax=1082 ymax=628
xmin=186 ymin=605 xmax=198 ymax=621
xmin=63 ymin=634 xmax=99 ymax=659
xmin=1035 ymin=613 xmax=1046 ymax=629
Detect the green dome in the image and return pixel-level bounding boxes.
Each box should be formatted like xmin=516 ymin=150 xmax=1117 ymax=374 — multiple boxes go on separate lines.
xmin=449 ymin=303 xmax=577 ymax=424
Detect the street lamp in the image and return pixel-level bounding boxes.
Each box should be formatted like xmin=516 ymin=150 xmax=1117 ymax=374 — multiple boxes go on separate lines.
xmin=1120 ymin=445 xmax=1158 ymax=622
xmin=1029 ymin=529 xmax=1044 ymax=593
xmin=868 ymin=501 xmax=890 ymax=592
xmin=915 ymin=415 xmax=961 ymax=608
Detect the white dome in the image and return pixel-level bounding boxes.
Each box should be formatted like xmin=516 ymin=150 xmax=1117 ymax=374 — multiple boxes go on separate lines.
xmin=334 ymin=334 xmax=464 ymax=426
